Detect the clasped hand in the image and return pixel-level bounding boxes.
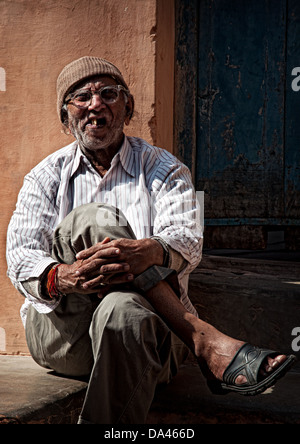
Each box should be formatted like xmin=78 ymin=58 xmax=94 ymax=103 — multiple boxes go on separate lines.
xmin=55 ymin=237 xmax=163 ymax=297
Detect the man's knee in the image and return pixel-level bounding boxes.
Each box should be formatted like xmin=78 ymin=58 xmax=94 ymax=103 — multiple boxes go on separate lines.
xmin=68 ymin=203 xmax=131 ymax=234
xmin=55 ymin=203 xmax=131 ymax=239
xmin=52 ymin=203 xmax=136 ymax=262
xmin=90 ymin=291 xmax=168 ymax=349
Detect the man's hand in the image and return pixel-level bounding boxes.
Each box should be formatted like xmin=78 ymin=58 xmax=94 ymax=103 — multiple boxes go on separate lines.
xmin=73 ymin=237 xmax=164 ymax=291
xmin=54 ymin=237 xmax=128 ymax=295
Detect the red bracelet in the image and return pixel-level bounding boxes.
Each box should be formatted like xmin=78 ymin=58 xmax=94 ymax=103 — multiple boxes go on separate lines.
xmin=46 ymin=264 xmax=63 ymax=299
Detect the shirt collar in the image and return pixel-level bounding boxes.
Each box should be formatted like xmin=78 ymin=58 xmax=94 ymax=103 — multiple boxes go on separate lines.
xmin=70 ymin=143 xmax=84 ymax=177
xmin=118 ymin=136 xmax=135 ymax=177
xmin=71 ymin=136 xmax=135 ymax=178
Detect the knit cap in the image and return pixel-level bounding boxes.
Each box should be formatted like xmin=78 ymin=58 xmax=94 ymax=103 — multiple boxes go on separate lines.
xmin=57 ymin=56 xmax=129 ymax=122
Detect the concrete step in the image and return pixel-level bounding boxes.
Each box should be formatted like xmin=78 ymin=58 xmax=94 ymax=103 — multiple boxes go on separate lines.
xmin=0 ymin=354 xmax=299 ymax=424
xmin=188 ymin=255 xmax=300 ymax=371
xmin=148 ymin=356 xmax=300 ymax=424
xmin=0 ymin=355 xmax=87 ymax=424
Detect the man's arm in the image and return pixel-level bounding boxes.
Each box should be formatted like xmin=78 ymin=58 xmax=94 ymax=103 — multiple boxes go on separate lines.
xmin=151 ymin=162 xmax=203 ymax=272
xmin=66 ymin=161 xmax=202 ymax=291
xmin=6 ymin=170 xmax=61 ymax=311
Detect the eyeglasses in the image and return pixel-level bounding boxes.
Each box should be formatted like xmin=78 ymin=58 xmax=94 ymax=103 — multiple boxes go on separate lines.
xmin=65 ymin=85 xmax=129 ymax=109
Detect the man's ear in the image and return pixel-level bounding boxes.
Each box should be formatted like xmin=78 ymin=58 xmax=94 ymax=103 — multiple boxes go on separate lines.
xmin=61 ymin=104 xmax=69 ymax=126
xmin=124 ymin=95 xmax=134 ymax=126
xmin=61 ymin=104 xmax=72 ymax=135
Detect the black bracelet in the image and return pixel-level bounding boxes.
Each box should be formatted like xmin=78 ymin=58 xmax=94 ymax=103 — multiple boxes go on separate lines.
xmin=134 ymin=265 xmax=176 ymax=293
xmin=151 ymin=237 xmax=170 ymax=268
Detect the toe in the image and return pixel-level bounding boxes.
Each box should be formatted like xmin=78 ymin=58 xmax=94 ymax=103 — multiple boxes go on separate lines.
xmin=234 ymin=374 xmax=247 ymax=385
xmin=265 ymin=354 xmax=286 ymax=373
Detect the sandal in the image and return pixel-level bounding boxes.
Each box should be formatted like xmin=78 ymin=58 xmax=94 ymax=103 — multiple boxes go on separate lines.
xmin=207 ymin=343 xmax=297 ymax=396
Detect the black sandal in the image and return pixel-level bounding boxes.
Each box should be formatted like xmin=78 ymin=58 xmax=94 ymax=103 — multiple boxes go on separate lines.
xmin=208 ymin=343 xmax=297 ymax=396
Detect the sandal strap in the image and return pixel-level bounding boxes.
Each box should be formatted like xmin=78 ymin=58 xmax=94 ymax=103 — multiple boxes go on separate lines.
xmin=223 ymin=343 xmax=277 ymax=386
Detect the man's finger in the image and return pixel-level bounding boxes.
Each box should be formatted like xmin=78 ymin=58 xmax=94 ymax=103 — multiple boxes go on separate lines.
xmin=75 ymin=249 xmax=122 ymax=275
xmin=77 ymin=246 xmax=120 ymax=261
xmin=82 ymin=272 xmax=134 ymax=290
xmin=76 ymin=237 xmax=113 ymax=260
xmin=99 ymin=263 xmax=130 ymax=274
xmin=79 ymin=262 xmax=130 ymax=277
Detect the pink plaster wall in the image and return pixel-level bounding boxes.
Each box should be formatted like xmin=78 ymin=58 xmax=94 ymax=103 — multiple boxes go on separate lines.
xmin=0 ymin=0 xmax=174 ymax=354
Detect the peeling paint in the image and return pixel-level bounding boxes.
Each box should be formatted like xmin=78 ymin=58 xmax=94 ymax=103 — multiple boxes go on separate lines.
xmin=225 ymin=54 xmax=240 ymax=69
xmin=150 ymin=25 xmax=157 ymax=42
xmin=148 ymin=105 xmax=157 ymax=144
xmin=198 ymin=87 xmax=220 ymax=118
xmin=221 ymin=120 xmax=236 ymax=161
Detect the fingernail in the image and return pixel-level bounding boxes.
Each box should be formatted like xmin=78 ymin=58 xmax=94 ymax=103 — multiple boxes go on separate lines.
xmin=124 ymin=264 xmax=130 ymax=271
xmin=127 ymin=274 xmax=134 ymax=281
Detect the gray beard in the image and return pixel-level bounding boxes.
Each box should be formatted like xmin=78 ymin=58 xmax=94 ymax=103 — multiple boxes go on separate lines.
xmin=68 ymin=117 xmax=125 ymax=153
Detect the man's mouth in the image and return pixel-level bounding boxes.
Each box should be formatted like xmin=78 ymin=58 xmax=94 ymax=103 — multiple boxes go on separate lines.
xmin=85 ymin=117 xmax=107 ymax=129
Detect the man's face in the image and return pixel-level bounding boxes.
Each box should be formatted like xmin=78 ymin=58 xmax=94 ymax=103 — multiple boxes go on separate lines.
xmin=66 ymin=76 xmax=132 ymax=153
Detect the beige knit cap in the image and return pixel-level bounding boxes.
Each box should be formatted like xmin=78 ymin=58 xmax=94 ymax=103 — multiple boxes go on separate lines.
xmin=57 ymin=56 xmax=129 ymax=122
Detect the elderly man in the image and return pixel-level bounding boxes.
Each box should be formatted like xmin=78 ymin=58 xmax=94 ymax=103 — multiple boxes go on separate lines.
xmin=7 ymin=57 xmax=295 ymax=424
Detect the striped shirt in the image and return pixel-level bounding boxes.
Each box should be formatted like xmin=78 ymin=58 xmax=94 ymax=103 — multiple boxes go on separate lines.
xmin=7 ymin=136 xmax=203 ymax=325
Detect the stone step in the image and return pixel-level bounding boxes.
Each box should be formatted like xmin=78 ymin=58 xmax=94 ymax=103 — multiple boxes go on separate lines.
xmin=148 ymin=356 xmax=300 ymax=424
xmin=1 ymin=355 xmax=299 ymax=425
xmin=188 ymin=255 xmax=300 ymax=371
xmin=0 ymin=355 xmax=87 ymax=424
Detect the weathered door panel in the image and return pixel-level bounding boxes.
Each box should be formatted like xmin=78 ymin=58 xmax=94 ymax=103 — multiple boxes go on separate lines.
xmin=197 ymin=0 xmax=287 ymax=221
xmin=285 ymin=0 xmax=300 ymax=219
xmin=175 ymin=0 xmax=300 ymax=248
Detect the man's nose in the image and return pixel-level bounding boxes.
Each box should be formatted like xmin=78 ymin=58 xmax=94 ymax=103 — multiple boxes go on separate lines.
xmin=88 ymin=93 xmax=105 ymax=111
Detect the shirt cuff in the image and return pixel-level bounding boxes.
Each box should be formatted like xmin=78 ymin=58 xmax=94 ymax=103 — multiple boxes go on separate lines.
xmin=22 ymin=262 xmax=59 ymax=302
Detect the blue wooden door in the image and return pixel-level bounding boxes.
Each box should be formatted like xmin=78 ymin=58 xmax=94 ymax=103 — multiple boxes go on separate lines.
xmin=175 ymin=0 xmax=300 ymax=248
xmin=286 ymin=0 xmax=300 ymax=221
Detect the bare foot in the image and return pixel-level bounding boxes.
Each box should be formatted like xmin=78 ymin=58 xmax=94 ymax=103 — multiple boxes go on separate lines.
xmin=143 ymin=281 xmax=288 ymax=387
xmin=193 ymin=327 xmax=287 ymax=385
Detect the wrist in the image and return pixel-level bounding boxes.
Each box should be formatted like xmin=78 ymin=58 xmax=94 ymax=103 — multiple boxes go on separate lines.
xmin=45 ymin=264 xmax=65 ymax=299
xmin=41 ymin=263 xmax=58 ymax=299
xmin=142 ymin=238 xmax=163 ymax=268
xmin=151 ymin=237 xmax=170 ymax=268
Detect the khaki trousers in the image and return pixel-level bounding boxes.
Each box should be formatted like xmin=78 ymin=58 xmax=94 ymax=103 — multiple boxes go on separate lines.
xmin=25 ymin=203 xmax=189 ymax=424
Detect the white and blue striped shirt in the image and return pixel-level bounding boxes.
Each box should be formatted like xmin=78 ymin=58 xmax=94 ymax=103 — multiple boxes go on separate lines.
xmin=7 ymin=136 xmax=203 ymax=324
